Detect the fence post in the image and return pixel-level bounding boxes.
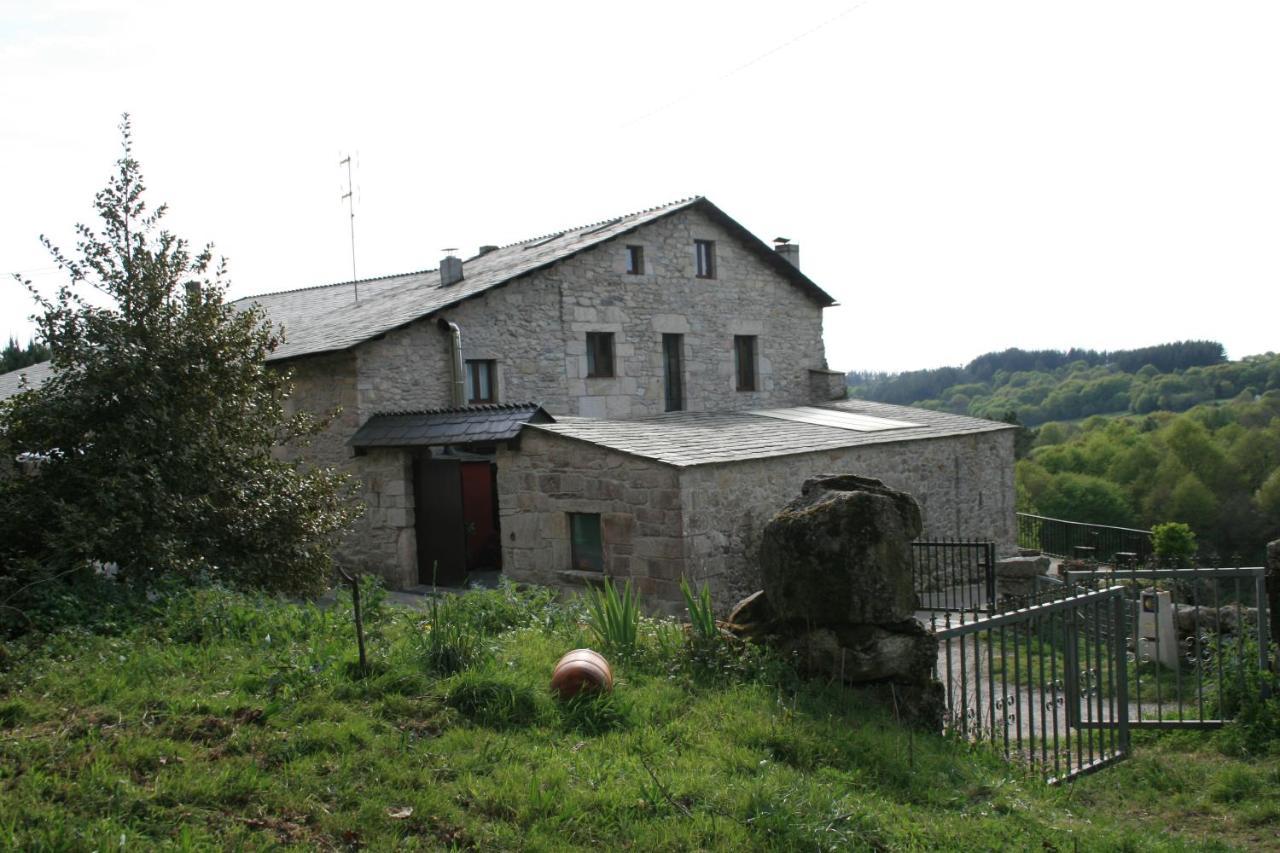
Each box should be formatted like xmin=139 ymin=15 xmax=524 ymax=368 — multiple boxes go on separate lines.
xmin=1112 ymin=591 xmax=1130 ymax=756
xmin=1064 ymin=606 xmax=1080 ymax=730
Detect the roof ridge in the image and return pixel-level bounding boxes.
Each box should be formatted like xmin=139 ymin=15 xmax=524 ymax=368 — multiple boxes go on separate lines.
xmin=494 ymin=196 xmax=702 ymax=250
xmin=239 ymin=267 xmax=439 ymax=302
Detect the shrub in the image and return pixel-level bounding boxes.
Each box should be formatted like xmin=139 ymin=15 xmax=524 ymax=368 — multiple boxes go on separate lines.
xmin=1152 ymin=522 xmax=1197 ymax=567
xmin=680 ymin=577 xmax=718 ymax=643
xmin=583 ymin=577 xmax=640 ymax=652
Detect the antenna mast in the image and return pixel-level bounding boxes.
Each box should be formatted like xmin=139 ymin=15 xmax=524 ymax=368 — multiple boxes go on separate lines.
xmin=339 ymin=154 xmax=358 ymax=302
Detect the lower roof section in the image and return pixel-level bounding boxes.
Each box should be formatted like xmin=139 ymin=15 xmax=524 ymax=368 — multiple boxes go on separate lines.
xmin=349 ymin=402 xmax=552 ymax=451
xmin=527 ymin=399 xmax=1015 ymax=468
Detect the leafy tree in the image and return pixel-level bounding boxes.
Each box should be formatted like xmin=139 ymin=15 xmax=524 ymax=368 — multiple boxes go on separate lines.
xmin=0 ymin=337 xmax=50 ymax=374
xmin=0 ymin=116 xmax=358 ymax=606
xmin=1152 ymin=521 xmax=1196 ymax=566
xmin=1032 ymin=471 xmax=1136 ymax=527
xmin=1256 ymin=468 xmax=1280 ymax=521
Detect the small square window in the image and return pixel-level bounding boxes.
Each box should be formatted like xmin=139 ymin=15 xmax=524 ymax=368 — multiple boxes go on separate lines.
xmin=466 ymin=359 xmax=496 ymax=403
xmin=734 ymin=335 xmax=757 ymax=392
xmin=695 ymin=239 xmax=716 ymax=279
xmin=586 ymin=332 xmax=615 ymax=378
xmin=570 ymin=513 xmax=604 ymax=572
xmin=626 ymin=245 xmax=644 ymax=275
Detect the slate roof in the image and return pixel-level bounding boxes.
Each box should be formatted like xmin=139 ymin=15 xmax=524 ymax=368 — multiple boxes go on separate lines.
xmin=527 ymin=399 xmax=1016 ymax=468
xmin=0 ymin=360 xmax=54 ymax=401
xmin=348 ymin=403 xmax=552 ymax=451
xmin=0 ymin=196 xmax=835 ymax=399
xmin=236 ymin=196 xmax=835 ymax=363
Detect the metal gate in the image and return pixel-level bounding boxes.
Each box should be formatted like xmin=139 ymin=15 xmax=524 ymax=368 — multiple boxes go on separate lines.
xmin=912 ymin=540 xmax=996 ymax=616
xmin=934 ymin=586 xmax=1131 ymax=784
xmin=1061 ymin=565 xmax=1271 ymax=727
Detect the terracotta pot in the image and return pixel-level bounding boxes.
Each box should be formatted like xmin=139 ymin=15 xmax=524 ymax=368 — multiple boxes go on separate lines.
xmin=550 ymin=648 xmax=613 ymax=699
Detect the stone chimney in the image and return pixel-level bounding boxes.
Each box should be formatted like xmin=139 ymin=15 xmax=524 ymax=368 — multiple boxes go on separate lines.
xmin=478 ymin=245 xmax=499 ymax=256
xmin=773 ymin=237 xmax=799 ymax=269
xmin=439 ymin=252 xmax=463 ymax=286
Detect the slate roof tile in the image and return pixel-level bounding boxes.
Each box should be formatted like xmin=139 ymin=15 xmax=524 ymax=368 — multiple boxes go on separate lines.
xmin=527 ymin=399 xmax=1015 ymax=468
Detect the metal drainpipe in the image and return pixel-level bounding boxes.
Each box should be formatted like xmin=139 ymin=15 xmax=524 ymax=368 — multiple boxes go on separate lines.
xmin=438 ymin=318 xmax=466 ymax=407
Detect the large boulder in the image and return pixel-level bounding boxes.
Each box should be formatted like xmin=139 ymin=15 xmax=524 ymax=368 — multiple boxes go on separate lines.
xmin=759 ymin=475 xmax=922 ymax=626
xmin=782 ymin=620 xmax=937 ymax=685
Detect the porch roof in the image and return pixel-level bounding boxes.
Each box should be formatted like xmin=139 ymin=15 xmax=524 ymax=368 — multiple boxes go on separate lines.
xmin=349 ymin=402 xmax=552 ymax=452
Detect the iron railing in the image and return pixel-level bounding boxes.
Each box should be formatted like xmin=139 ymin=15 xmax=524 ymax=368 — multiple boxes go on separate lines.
xmin=934 ymin=586 xmax=1131 ymax=784
xmin=911 ymin=540 xmax=996 ymax=616
xmin=1017 ymin=513 xmax=1153 ymax=563
xmin=1061 ymin=565 xmax=1271 ymax=727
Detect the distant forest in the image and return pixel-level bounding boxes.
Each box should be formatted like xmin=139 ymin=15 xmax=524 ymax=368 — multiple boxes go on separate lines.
xmin=848 ymin=342 xmax=1280 ymax=562
xmin=0 ymin=337 xmax=49 ymax=374
xmin=846 ymin=341 xmax=1280 ymax=426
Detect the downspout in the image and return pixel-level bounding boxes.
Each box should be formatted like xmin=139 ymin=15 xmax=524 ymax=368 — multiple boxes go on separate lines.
xmin=438 ymin=318 xmax=466 ymax=407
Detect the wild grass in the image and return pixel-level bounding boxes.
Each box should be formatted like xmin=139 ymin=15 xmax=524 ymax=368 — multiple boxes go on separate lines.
xmin=0 ymin=578 xmax=1275 ymax=850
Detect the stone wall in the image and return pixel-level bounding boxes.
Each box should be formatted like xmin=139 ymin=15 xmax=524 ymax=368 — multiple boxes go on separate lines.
xmin=678 ymin=430 xmax=1017 ymax=608
xmin=277 ymin=353 xmax=415 ymax=588
xmin=496 ymin=430 xmax=686 ymax=609
xmin=348 ymin=206 xmax=831 ymax=420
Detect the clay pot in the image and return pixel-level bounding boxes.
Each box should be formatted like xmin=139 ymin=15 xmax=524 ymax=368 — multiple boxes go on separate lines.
xmin=550 ymin=648 xmax=613 ymax=699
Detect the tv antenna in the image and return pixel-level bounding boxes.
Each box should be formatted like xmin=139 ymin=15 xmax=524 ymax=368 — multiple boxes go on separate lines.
xmin=339 ymin=154 xmax=358 ymax=301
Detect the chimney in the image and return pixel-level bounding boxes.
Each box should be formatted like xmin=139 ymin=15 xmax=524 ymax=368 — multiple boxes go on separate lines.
xmin=478 ymin=245 xmax=499 ymax=256
xmin=773 ymin=237 xmax=799 ymax=269
xmin=439 ymin=251 xmax=463 ymax=286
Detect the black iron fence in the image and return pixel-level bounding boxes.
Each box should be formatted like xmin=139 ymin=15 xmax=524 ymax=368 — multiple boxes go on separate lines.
xmin=1017 ymin=513 xmax=1153 ymax=563
xmin=1061 ymin=565 xmax=1271 ymax=727
xmin=934 ymin=586 xmax=1131 ymax=784
xmin=911 ymin=540 xmax=996 ymax=616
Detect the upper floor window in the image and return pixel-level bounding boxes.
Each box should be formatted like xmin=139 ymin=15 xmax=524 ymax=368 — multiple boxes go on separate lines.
xmin=695 ymin=239 xmax=716 ymax=279
xmin=734 ymin=335 xmax=757 ymax=392
xmin=466 ymin=359 xmax=496 ymax=403
xmin=586 ymin=332 xmax=615 ymax=378
xmin=626 ymin=245 xmax=644 ymax=275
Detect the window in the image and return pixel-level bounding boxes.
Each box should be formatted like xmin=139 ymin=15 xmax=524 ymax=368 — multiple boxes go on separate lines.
xmin=663 ymin=333 xmax=684 ymax=412
xmin=695 ymin=239 xmax=716 ymax=279
xmin=734 ymin=335 xmax=757 ymax=392
xmin=569 ymin=513 xmax=604 ymax=572
xmin=626 ymin=245 xmax=644 ymax=275
xmin=586 ymin=332 xmax=615 ymax=378
xmin=466 ymin=359 xmax=496 ymax=403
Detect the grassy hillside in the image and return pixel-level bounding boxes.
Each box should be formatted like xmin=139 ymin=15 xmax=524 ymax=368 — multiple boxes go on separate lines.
xmin=2 ymin=582 xmax=1278 ymax=850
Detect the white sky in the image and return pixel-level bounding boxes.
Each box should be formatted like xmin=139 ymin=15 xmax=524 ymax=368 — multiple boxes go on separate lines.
xmin=1 ymin=0 xmax=1277 ymax=374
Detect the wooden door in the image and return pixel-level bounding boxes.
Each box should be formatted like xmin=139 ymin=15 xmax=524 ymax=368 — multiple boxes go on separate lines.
xmin=413 ymin=457 xmax=467 ymax=586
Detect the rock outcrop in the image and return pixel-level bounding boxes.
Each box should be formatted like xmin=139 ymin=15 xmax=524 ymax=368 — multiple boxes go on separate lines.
xmin=729 ymin=474 xmax=944 ymax=731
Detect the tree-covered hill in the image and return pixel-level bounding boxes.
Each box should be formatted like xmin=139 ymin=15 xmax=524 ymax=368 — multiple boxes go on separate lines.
xmin=847 ymin=342 xmax=1280 ymax=562
xmin=847 ymin=342 xmax=1280 ymax=426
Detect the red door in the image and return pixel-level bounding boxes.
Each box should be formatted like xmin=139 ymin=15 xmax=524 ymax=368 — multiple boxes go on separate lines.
xmin=460 ymin=462 xmax=501 ymax=571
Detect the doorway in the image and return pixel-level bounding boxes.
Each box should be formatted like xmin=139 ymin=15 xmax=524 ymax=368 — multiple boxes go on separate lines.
xmin=413 ymin=454 xmax=502 ymax=587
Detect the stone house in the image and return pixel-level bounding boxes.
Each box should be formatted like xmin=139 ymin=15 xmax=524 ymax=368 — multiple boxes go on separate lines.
xmin=0 ymin=196 xmax=1016 ymax=610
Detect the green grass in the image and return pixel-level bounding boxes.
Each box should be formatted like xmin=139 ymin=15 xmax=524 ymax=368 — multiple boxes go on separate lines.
xmin=1 ymin=582 xmax=1277 ymax=850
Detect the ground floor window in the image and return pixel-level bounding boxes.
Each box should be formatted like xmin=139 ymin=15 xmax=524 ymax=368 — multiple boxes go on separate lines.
xmin=569 ymin=512 xmax=604 ymax=572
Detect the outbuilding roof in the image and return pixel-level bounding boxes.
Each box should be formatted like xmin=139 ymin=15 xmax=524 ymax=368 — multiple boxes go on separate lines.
xmin=528 ymin=399 xmax=1015 ymax=467
xmin=235 ymin=196 xmax=835 ymax=363
xmin=348 ymin=402 xmax=552 ymax=452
